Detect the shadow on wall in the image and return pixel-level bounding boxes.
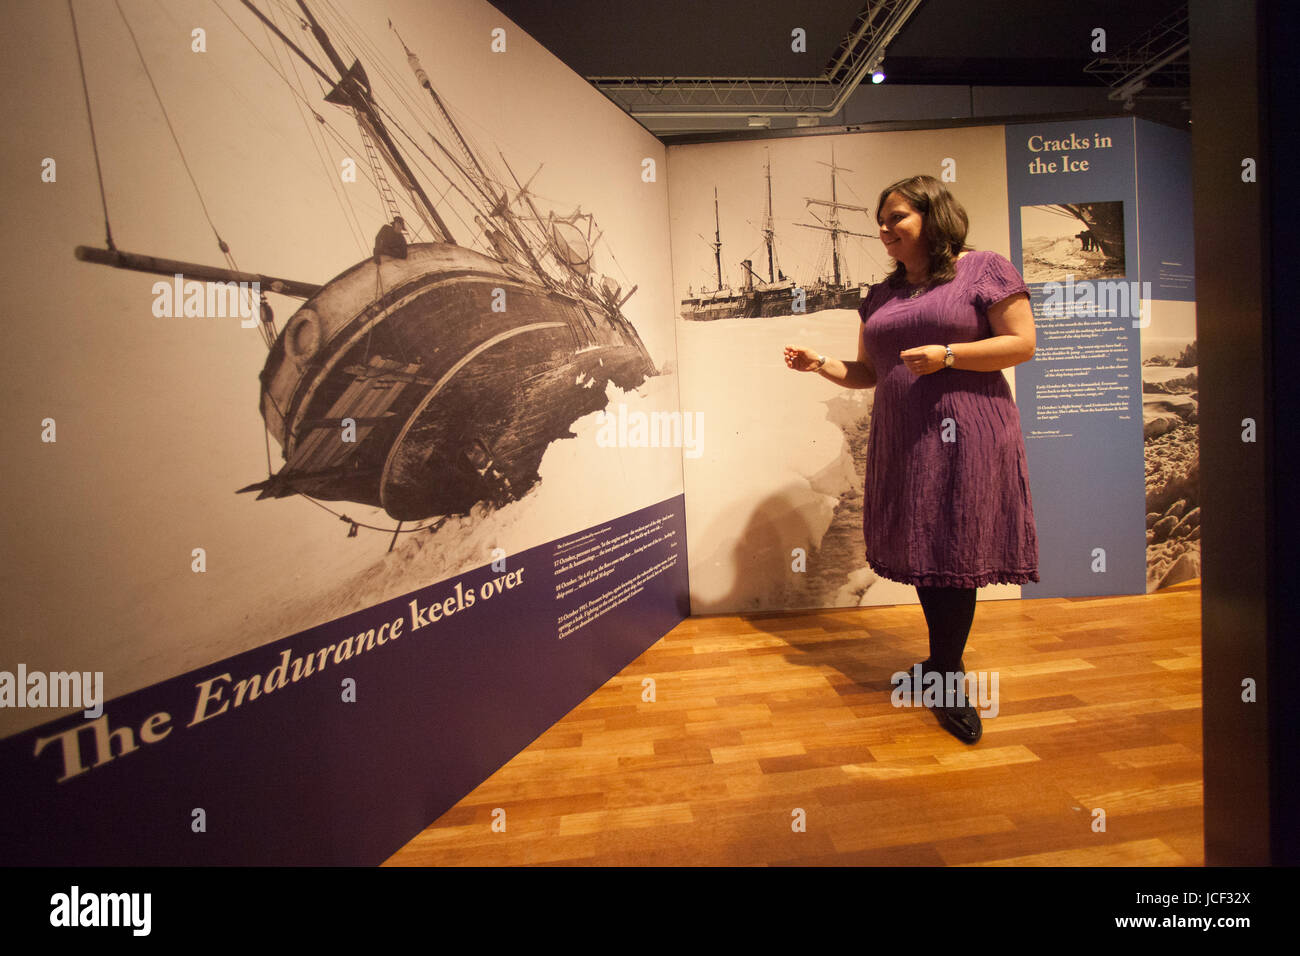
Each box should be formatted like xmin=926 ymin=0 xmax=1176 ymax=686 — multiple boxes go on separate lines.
xmin=689 ymin=480 xmax=905 ymax=613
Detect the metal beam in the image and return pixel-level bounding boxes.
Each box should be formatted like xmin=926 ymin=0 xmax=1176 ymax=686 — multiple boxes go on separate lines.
xmin=587 ymin=0 xmax=924 ymax=122
xmin=1084 ymin=4 xmax=1190 ymax=105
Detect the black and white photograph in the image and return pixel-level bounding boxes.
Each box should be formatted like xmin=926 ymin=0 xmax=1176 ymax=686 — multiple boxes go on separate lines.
xmin=1141 ymin=301 xmax=1199 ymax=591
xmin=0 ymin=0 xmax=1290 ymax=893
xmin=0 ymin=0 xmax=683 ymax=738
xmin=1019 ymin=200 xmax=1125 ymax=283
xmin=678 ymin=147 xmax=874 ymax=321
xmin=669 ymin=125 xmax=1023 ymax=613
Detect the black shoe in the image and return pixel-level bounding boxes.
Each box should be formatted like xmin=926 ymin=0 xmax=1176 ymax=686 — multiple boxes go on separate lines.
xmin=904 ymin=659 xmax=981 ymax=744
xmin=933 ymin=703 xmax=982 ymax=744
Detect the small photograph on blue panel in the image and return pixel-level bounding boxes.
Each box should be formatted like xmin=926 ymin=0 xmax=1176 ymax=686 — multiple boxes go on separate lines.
xmin=1019 ymin=201 xmax=1125 ymax=283
xmin=1140 ymin=302 xmax=1199 ymax=592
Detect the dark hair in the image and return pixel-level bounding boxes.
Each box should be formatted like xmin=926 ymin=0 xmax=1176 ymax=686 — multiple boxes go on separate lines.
xmin=875 ymin=175 xmax=972 ymax=287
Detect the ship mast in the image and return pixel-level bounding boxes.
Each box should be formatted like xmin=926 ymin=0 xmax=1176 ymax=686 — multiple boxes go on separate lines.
xmin=763 ymin=152 xmax=775 ymax=283
xmin=391 ymin=26 xmax=555 ymax=285
xmin=713 ymin=188 xmax=723 ymax=291
xmin=829 ymin=155 xmax=841 ymax=285
xmin=238 ymin=0 xmax=456 ymax=245
xmin=798 ymin=147 xmax=873 ymax=286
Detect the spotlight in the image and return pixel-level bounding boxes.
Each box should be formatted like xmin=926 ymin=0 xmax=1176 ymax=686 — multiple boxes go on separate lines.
xmin=872 ymin=70 xmax=886 ymax=84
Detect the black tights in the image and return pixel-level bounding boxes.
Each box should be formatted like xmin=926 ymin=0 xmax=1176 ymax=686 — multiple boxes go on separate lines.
xmin=915 ymin=586 xmax=977 ymax=674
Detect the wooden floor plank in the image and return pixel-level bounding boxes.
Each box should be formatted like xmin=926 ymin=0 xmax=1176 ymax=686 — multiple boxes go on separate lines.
xmin=384 ymin=580 xmax=1203 ymax=866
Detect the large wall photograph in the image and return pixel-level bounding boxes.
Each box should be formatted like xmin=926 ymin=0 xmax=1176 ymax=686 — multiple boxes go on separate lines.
xmin=668 ymin=125 xmax=1023 ymax=614
xmin=1 ymin=0 xmax=683 ymax=739
xmin=0 ymin=0 xmax=1202 ymax=867
xmin=1 ymin=0 xmax=687 ymax=864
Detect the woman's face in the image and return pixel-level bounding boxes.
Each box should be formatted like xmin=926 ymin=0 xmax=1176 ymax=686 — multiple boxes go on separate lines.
xmin=877 ymin=192 xmax=927 ymax=265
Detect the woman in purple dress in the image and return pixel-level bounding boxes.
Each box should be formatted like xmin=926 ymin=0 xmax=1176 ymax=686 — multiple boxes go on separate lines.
xmin=783 ymin=175 xmax=1038 ymax=744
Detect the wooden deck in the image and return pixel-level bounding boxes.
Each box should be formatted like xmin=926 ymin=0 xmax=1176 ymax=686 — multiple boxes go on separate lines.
xmin=385 ymin=580 xmax=1203 ymax=866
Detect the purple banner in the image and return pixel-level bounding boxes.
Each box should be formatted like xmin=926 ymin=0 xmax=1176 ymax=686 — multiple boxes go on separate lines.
xmin=0 ymin=495 xmax=688 ymax=865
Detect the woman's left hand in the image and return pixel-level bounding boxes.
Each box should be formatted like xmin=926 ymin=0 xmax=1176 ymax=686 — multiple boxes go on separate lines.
xmin=900 ymin=345 xmax=947 ymax=375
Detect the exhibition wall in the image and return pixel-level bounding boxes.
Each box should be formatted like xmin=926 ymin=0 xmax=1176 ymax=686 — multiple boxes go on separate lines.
xmin=0 ymin=0 xmax=687 ymax=864
xmin=670 ymin=115 xmax=1197 ymax=613
xmin=0 ymin=0 xmax=1198 ymax=865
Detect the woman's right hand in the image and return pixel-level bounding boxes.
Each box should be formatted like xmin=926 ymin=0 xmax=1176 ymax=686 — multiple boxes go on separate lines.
xmin=783 ymin=345 xmax=822 ymax=372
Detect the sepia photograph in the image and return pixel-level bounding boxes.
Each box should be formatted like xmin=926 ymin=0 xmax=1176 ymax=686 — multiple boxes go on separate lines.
xmin=0 ymin=0 xmax=682 ymax=737
xmin=1019 ymin=200 xmax=1126 ymax=283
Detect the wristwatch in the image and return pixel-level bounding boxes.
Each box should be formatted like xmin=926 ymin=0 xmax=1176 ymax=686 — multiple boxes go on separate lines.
xmin=943 ymin=346 xmax=955 ymax=368
xmin=815 ymin=354 xmax=827 ymax=370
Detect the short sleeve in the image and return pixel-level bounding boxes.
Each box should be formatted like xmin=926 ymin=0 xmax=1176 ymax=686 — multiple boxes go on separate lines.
xmin=973 ymin=253 xmax=1029 ymax=310
xmin=859 ymin=282 xmax=886 ymax=322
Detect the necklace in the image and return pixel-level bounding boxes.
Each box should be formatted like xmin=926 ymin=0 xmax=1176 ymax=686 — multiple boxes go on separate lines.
xmin=908 ymin=286 xmax=925 ymax=299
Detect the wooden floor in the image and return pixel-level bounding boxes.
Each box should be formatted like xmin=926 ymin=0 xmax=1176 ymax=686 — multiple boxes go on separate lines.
xmin=385 ymin=581 xmax=1203 ymax=866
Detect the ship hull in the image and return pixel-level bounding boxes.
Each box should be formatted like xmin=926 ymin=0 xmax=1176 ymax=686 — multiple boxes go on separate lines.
xmin=252 ymin=243 xmax=655 ymax=520
xmin=680 ymin=283 xmax=862 ymax=320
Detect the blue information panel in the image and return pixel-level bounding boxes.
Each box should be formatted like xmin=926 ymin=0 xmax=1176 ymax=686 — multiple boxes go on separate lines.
xmin=1135 ymin=120 xmax=1196 ymax=302
xmin=1006 ymin=118 xmax=1147 ymax=597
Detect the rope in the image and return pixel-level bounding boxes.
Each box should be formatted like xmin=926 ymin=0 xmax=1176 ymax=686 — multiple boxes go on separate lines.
xmin=261 ymin=388 xmax=290 ymax=479
xmin=114 ymin=0 xmax=235 ymax=268
xmin=358 ymin=124 xmax=402 ymax=223
xmin=211 ymin=0 xmax=435 ymax=255
xmin=298 ymin=493 xmax=445 ymax=536
xmin=67 ymin=0 xmax=115 ymax=250
xmin=210 ymin=1 xmax=382 ymax=214
xmin=263 ymin=414 xmax=274 ymax=475
xmin=262 ymin=379 xmax=442 ymax=539
xmin=266 ymin=0 xmax=367 ymax=257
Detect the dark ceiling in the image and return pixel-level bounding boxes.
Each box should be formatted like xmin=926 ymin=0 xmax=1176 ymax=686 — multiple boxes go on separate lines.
xmin=486 ymin=0 xmax=1186 ymax=88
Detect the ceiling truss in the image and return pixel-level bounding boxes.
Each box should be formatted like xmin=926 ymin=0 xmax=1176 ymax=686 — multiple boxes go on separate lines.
xmin=1083 ymin=4 xmax=1190 ymax=110
xmin=586 ymin=0 xmax=925 ymax=122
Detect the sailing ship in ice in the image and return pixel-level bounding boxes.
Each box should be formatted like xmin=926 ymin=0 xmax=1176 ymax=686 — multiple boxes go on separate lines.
xmin=678 ymin=157 xmax=794 ymax=321
xmin=680 ymin=148 xmax=871 ymax=320
xmin=1053 ymin=202 xmax=1125 ymax=264
xmin=73 ymin=0 xmax=656 ymax=526
xmin=1037 ymin=202 xmax=1126 ymax=265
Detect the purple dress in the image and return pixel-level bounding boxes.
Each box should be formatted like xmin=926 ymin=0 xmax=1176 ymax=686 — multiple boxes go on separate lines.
xmin=858 ymin=250 xmax=1039 ymax=588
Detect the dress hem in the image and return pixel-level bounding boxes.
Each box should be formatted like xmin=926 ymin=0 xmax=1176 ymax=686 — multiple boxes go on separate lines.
xmin=865 ymin=557 xmax=1040 ymax=589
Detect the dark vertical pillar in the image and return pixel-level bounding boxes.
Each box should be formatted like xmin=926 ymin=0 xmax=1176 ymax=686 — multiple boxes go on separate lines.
xmin=1264 ymin=0 xmax=1300 ymax=866
xmin=1191 ymin=0 xmax=1296 ymax=864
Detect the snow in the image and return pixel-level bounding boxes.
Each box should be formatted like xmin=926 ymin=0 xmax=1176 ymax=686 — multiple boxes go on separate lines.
xmin=676 ymin=309 xmax=864 ymax=611
xmin=676 ymin=309 xmax=1024 ymax=613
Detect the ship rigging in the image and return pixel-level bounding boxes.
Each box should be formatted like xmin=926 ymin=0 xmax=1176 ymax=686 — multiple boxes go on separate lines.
xmin=680 ymin=146 xmax=875 ymax=321
xmin=70 ymin=0 xmax=657 ymax=538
